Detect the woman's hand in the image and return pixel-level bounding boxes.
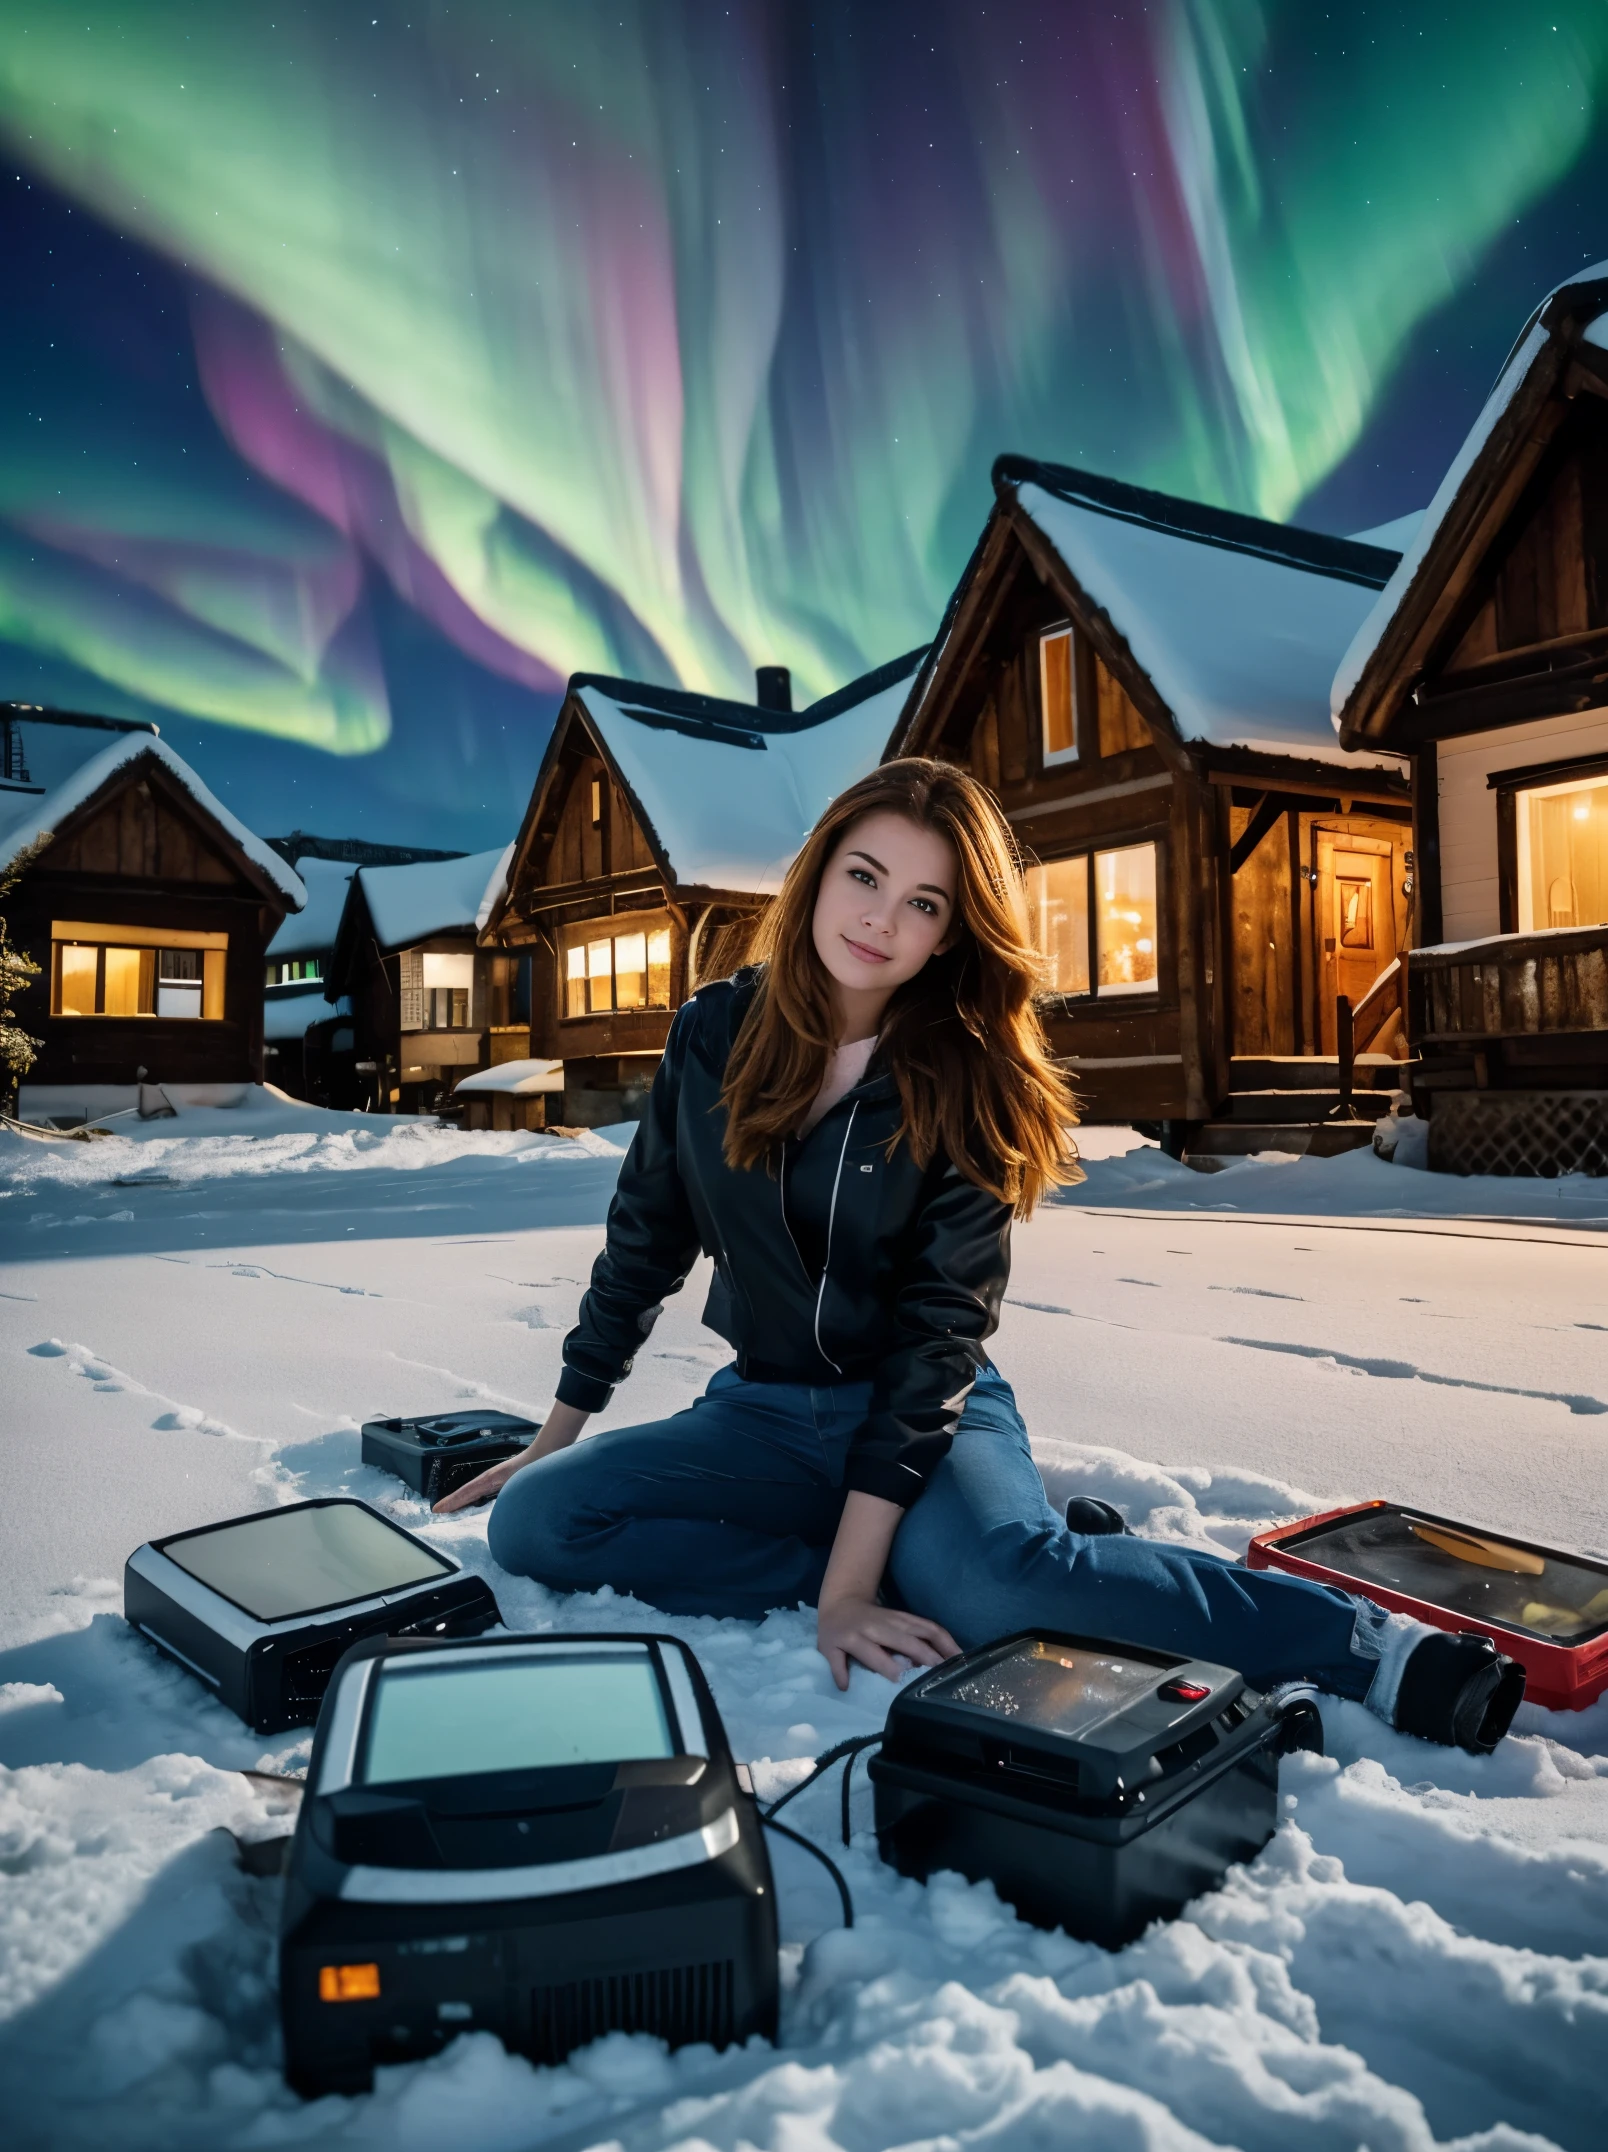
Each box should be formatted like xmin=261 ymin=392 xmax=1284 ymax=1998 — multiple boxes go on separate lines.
xmin=817 ymin=1594 xmax=959 ymax=1691
xmin=432 ymin=1446 xmax=535 ymax=1514
xmin=431 ymin=1401 xmax=590 ymax=1513
xmin=815 ymin=1488 xmax=959 ymax=1690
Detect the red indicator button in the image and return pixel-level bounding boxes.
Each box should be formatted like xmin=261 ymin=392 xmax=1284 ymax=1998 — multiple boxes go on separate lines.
xmin=1159 ymin=1680 xmax=1211 ymax=1703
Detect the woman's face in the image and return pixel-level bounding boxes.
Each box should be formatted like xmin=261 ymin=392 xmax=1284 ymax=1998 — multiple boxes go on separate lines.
xmin=811 ymin=809 xmax=959 ymax=1014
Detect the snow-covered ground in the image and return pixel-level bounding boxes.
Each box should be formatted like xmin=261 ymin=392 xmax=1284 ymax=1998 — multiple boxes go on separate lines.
xmin=2 ymin=1103 xmax=1606 ymax=2152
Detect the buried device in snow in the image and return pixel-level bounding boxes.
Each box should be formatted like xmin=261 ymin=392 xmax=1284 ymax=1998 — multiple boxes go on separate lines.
xmin=869 ymin=1631 xmax=1321 ymax=1949
xmin=277 ymin=1630 xmax=778 ymax=2097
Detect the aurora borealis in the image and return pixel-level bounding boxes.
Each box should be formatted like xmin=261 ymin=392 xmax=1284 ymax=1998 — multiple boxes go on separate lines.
xmin=5 ymin=3 xmax=1608 ymax=846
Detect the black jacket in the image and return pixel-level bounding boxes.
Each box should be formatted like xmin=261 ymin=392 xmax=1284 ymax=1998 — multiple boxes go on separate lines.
xmin=557 ymin=972 xmax=1013 ymax=1505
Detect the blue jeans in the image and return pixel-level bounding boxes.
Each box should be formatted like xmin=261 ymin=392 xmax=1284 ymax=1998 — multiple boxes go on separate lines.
xmin=488 ymin=1365 xmax=1381 ymax=1700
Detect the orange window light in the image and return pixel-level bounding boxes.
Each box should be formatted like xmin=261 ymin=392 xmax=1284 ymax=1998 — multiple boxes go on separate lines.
xmin=319 ymin=1962 xmax=381 ymax=2003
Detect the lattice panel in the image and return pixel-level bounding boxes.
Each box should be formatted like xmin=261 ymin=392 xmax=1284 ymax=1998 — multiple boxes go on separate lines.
xmin=1428 ymin=1090 xmax=1608 ymax=1178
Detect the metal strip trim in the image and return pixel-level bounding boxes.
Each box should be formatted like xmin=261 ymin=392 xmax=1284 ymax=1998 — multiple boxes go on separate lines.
xmin=660 ymin=1642 xmax=708 ymax=1758
xmin=316 ymin=1656 xmax=377 ymax=1796
xmin=337 ymin=1805 xmax=741 ymax=1904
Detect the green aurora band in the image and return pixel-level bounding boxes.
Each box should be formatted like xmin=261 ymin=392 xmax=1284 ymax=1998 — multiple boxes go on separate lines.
xmin=1 ymin=0 xmax=1607 ymax=758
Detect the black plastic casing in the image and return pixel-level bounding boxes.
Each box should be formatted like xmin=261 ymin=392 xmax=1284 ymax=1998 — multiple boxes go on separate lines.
xmin=279 ymin=1631 xmax=778 ymax=2097
xmin=870 ymin=1630 xmax=1313 ymax=1948
xmin=360 ymin=1412 xmax=540 ymax=1503
xmin=123 ymin=1499 xmax=501 ymax=1735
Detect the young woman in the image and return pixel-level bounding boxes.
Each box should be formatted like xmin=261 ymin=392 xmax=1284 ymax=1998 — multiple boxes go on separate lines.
xmin=440 ymin=760 xmax=1521 ymax=1754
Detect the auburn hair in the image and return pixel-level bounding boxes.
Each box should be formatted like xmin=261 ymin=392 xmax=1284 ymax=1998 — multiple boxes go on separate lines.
xmin=719 ymin=757 xmax=1081 ymax=1216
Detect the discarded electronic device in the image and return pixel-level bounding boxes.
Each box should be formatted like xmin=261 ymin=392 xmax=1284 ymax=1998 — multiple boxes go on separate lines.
xmin=360 ymin=1410 xmax=539 ymax=1503
xmin=869 ymin=1630 xmax=1319 ymax=1947
xmin=1248 ymin=1500 xmax=1608 ymax=1712
xmin=125 ymin=1498 xmax=501 ymax=1734
xmin=279 ymin=1631 xmax=777 ymax=2096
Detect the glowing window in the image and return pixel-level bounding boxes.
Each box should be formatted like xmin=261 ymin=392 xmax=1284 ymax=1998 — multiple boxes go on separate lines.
xmin=614 ymin=930 xmax=647 ymax=1009
xmin=648 ymin=926 xmax=671 ymax=1006
xmin=1024 ymin=846 xmax=1159 ymax=999
xmin=1039 ymin=627 xmax=1077 ymax=766
xmin=50 ymin=924 xmax=226 ymax=1019
xmin=1515 ymin=771 xmax=1608 ymax=932
xmin=562 ymin=920 xmax=675 ymax=1018
xmin=1095 ymin=845 xmax=1158 ymax=995
xmin=1025 ymin=857 xmax=1091 ymax=996
xmin=57 ymin=944 xmax=98 ymax=1016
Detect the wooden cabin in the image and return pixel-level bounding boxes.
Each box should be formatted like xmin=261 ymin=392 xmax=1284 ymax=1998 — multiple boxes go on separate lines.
xmin=1 ymin=705 xmax=304 ymax=1120
xmin=262 ymin=839 xmax=472 ymax=1106
xmin=483 ymin=656 xmax=924 ymax=1124
xmin=324 ymin=845 xmax=520 ymax=1115
xmin=1333 ymin=265 xmax=1608 ymax=1176
xmin=888 ymin=460 xmax=1414 ymax=1156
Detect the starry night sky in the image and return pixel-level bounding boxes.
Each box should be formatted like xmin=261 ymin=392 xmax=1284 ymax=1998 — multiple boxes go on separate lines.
xmin=4 ymin=1 xmax=1608 ymax=850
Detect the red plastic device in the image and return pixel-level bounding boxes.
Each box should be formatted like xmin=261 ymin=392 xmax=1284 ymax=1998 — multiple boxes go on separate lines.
xmin=1247 ymin=1500 xmax=1608 ymax=1713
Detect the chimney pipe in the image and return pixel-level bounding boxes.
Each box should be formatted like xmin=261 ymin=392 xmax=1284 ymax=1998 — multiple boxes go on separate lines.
xmin=754 ymin=665 xmax=792 ymax=713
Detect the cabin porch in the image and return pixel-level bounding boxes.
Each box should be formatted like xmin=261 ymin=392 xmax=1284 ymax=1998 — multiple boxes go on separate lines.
xmin=1405 ymin=924 xmax=1608 ymax=1174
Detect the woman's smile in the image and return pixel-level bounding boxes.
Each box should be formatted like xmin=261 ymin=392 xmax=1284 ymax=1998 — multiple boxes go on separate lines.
xmin=842 ymin=934 xmax=892 ymax=964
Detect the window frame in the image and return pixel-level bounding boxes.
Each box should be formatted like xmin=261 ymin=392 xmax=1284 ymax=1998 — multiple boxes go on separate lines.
xmin=1037 ymin=623 xmax=1081 ymax=770
xmin=560 ymin=912 xmax=674 ymax=1021
xmin=1490 ymin=751 xmax=1608 ymax=934
xmin=49 ymin=920 xmax=228 ymax=1021
xmin=1025 ymin=838 xmax=1164 ymax=1005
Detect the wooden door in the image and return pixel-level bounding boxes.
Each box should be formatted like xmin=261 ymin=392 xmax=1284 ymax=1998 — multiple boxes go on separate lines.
xmin=1314 ymin=830 xmax=1397 ymax=1052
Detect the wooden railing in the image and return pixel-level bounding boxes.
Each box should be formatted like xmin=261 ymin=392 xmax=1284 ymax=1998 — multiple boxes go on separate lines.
xmin=1407 ymin=924 xmax=1608 ymax=1043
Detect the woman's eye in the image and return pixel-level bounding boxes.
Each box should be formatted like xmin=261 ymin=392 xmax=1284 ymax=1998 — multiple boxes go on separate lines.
xmin=910 ymin=897 xmax=937 ymax=916
xmin=848 ymin=867 xmax=875 ymax=887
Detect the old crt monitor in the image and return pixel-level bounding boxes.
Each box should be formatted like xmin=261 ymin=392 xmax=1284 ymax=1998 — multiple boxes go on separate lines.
xmin=870 ymin=1631 xmax=1318 ymax=1947
xmin=279 ymin=1632 xmax=777 ymax=2096
xmin=124 ymin=1498 xmax=500 ymax=1734
xmin=360 ymin=1410 xmax=539 ymax=1503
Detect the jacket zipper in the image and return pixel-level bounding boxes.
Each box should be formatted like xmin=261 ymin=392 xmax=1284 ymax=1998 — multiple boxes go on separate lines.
xmin=813 ymin=1102 xmax=857 ymax=1375
xmin=778 ymin=1143 xmax=815 ymax=1290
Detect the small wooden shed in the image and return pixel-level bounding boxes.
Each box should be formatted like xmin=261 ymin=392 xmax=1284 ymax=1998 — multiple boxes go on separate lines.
xmin=1333 ymin=265 xmax=1608 ymax=1174
xmin=887 ymin=461 xmax=1412 ymax=1153
xmin=2 ymin=705 xmax=304 ymax=1116
xmin=484 ymin=656 xmax=923 ymax=1124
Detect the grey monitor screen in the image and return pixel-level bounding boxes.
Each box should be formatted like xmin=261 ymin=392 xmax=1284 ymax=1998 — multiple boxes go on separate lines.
xmin=359 ymin=1648 xmax=676 ymax=1784
xmin=161 ymin=1503 xmax=454 ymax=1622
xmin=933 ymin=1639 xmax=1162 ymax=1742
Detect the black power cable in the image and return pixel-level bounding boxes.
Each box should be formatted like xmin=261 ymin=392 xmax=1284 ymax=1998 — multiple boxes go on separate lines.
xmin=756 ymin=1732 xmax=885 ymax=1929
xmin=761 ymin=1815 xmax=855 ymax=1928
xmin=761 ymin=1733 xmax=883 ymax=1835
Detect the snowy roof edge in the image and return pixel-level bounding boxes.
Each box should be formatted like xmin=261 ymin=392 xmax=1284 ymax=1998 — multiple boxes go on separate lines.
xmin=0 ymin=733 xmax=305 ymax=907
xmin=1332 ymin=260 xmax=1608 ymax=738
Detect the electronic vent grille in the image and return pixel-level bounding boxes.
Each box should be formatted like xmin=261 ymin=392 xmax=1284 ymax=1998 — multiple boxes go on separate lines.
xmin=531 ymin=1961 xmax=735 ymax=2064
xmin=281 ymin=1635 xmax=355 ymax=1714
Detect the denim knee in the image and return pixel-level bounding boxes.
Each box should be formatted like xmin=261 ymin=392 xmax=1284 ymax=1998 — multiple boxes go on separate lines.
xmin=486 ymin=1458 xmax=582 ymax=1583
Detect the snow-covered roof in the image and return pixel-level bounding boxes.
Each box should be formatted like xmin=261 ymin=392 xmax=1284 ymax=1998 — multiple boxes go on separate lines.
xmin=358 ymin=843 xmax=513 ymax=951
xmin=264 ymin=987 xmax=351 ymax=1041
xmin=266 ymin=857 xmax=355 ymax=958
xmin=0 ymin=712 xmax=305 ymax=907
xmin=1333 ymin=261 xmax=1608 ymax=739
xmin=453 ymin=1058 xmax=564 ymax=1095
xmin=1348 ymin=511 xmax=1426 ymax=550
xmin=996 ymin=463 xmax=1406 ymax=772
xmin=570 ymin=648 xmax=926 ymax=895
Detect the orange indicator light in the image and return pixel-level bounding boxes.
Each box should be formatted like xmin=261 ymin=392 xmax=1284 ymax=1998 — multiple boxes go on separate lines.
xmin=319 ymin=1962 xmax=381 ymax=2002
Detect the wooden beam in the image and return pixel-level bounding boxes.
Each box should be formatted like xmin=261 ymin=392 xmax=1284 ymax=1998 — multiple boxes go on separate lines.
xmin=1228 ymin=792 xmax=1282 ymax=874
xmin=1413 ymin=743 xmax=1442 ymax=948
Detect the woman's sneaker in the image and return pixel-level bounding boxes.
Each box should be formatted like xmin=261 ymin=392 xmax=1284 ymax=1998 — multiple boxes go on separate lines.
xmin=1392 ymin=1631 xmax=1526 ymax=1754
xmin=1064 ymin=1496 xmax=1129 ymax=1536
